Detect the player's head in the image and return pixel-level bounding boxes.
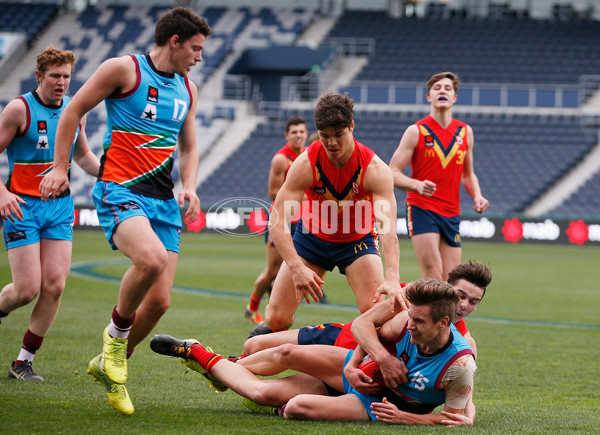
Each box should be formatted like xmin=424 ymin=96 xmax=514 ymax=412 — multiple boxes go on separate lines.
xmin=314 ymin=92 xmax=354 ymax=131
xmin=405 ymin=278 xmax=459 ymax=326
xmin=284 ymin=116 xmax=308 ymax=150
xmin=35 ymin=46 xmax=76 ymax=104
xmin=448 ymin=261 xmax=492 ymax=323
xmin=155 ymin=7 xmax=212 ymax=46
xmin=426 ymin=71 xmax=460 ymax=94
xmin=314 ymin=93 xmax=355 ymax=158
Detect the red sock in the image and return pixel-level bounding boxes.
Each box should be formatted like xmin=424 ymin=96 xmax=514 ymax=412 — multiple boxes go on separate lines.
xmin=23 ymin=329 xmax=44 ymax=353
xmin=248 ymin=294 xmax=261 ymax=312
xmin=112 ymin=306 xmax=135 ymax=330
xmin=188 ymin=344 xmax=223 ymax=374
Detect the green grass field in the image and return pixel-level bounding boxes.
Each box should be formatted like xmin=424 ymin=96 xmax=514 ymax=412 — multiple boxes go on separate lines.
xmin=1 ymin=230 xmax=599 ymax=434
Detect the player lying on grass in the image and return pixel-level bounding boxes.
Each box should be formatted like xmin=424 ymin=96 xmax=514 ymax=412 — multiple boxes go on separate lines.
xmin=151 ymin=279 xmax=476 ymax=425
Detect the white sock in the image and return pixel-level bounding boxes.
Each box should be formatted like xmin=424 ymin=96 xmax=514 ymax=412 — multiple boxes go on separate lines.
xmin=18 ymin=348 xmax=35 ymax=363
xmin=107 ymin=320 xmax=131 ymax=340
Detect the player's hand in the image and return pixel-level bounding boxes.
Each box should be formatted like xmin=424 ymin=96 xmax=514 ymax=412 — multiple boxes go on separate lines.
xmin=378 ymin=353 xmax=408 ymax=388
xmin=39 ymin=168 xmax=69 ymax=201
xmin=441 ymin=411 xmax=474 ymax=426
xmin=0 ymin=190 xmax=26 ymax=222
xmin=371 ymin=398 xmax=413 ymax=424
xmin=417 ymin=180 xmax=436 ymax=197
xmin=290 ymin=264 xmax=324 ymax=304
xmin=472 ymin=195 xmax=489 ymax=213
xmin=373 ymin=279 xmax=409 ymax=313
xmin=344 ymin=365 xmax=382 ymax=395
xmin=178 ymin=188 xmax=200 ymax=222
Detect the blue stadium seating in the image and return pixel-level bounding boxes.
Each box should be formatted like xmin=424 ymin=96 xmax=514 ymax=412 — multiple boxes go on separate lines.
xmin=325 ymin=11 xmax=600 ymax=85
xmin=0 ymin=2 xmax=58 ymax=45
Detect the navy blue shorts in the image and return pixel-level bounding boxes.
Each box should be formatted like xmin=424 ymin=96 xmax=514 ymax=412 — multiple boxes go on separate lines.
xmin=292 ymin=219 xmax=380 ymax=274
xmin=298 ymin=323 xmax=344 ymax=346
xmin=406 ymin=204 xmax=461 ymax=247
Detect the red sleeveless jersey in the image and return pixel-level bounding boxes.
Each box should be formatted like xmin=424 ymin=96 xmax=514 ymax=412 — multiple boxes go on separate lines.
xmin=406 ymin=115 xmax=469 ymax=217
xmin=272 ymin=143 xmax=304 ymax=223
xmin=302 ymin=139 xmax=376 ymax=243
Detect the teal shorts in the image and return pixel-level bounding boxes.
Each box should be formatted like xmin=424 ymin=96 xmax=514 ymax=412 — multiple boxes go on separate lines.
xmin=3 ymin=195 xmax=74 ymax=250
xmin=92 ymin=181 xmax=181 ymax=253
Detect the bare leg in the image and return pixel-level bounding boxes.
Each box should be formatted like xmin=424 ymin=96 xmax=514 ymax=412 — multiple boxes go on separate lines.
xmin=344 ymin=253 xmax=385 ymax=314
xmin=265 ymin=260 xmax=325 ymax=331
xmin=28 ymin=239 xmax=72 ymax=336
xmin=411 ymin=232 xmax=444 ymax=280
xmin=244 ymin=329 xmax=300 ymax=355
xmin=111 ymin=216 xmax=169 ymax=318
xmin=284 ymin=393 xmax=369 ymax=421
xmin=127 ymin=250 xmax=178 ymax=351
xmin=439 ymin=241 xmax=462 ymax=281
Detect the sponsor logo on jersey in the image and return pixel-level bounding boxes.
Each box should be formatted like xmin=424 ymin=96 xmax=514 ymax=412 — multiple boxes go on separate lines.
xmin=38 ymin=120 xmax=47 ymax=134
xmin=424 ymin=135 xmax=434 ymax=147
xmin=147 ymin=86 xmax=159 ymax=103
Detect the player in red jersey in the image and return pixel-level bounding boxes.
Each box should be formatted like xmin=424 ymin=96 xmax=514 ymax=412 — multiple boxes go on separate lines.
xmin=244 ymin=117 xmax=309 ymax=324
xmin=249 ymin=93 xmax=406 ymax=337
xmin=390 ymin=72 xmax=489 ymax=281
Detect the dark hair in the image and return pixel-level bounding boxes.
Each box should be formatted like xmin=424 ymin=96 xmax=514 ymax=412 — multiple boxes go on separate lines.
xmin=37 ymin=45 xmax=76 ymax=75
xmin=447 ymin=261 xmax=492 ymax=300
xmin=285 ymin=116 xmax=306 ymax=133
xmin=155 ymin=7 xmax=212 ymax=46
xmin=314 ymin=92 xmax=354 ymax=131
xmin=426 ymin=71 xmax=460 ymax=94
xmin=405 ymin=279 xmax=459 ymax=323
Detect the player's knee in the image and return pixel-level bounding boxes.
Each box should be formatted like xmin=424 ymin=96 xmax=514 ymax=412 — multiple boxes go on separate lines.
xmin=41 ymin=279 xmax=66 ymax=301
xmin=244 ymin=336 xmax=262 ymax=355
xmin=135 ymin=250 xmax=168 ymax=281
xmin=12 ymin=281 xmax=41 ymax=306
xmin=264 ymin=307 xmax=293 ymax=331
xmin=246 ymin=383 xmax=281 ymax=406
xmin=282 ymin=396 xmax=311 ymax=420
xmin=273 ymin=343 xmax=296 ymax=365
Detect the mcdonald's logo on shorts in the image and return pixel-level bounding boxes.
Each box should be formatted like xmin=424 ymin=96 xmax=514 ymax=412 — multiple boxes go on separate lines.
xmin=354 ymin=242 xmax=368 ymax=253
xmin=454 ymin=233 xmax=461 ymax=243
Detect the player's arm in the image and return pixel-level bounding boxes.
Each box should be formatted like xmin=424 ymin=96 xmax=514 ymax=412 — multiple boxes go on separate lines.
xmin=461 ymin=125 xmax=489 ymax=213
xmin=71 ymin=114 xmax=100 ymax=177
xmin=351 ymin=301 xmax=408 ymax=388
xmin=0 ymin=99 xmax=27 ymax=221
xmin=176 ymin=80 xmax=200 ymax=223
xmin=371 ymin=355 xmax=476 ymax=425
xmin=267 ymin=154 xmax=289 ymax=200
xmin=364 ymin=156 xmax=407 ymax=312
xmin=389 ymin=125 xmax=436 ymax=196
xmin=40 ymin=56 xmax=137 ymax=199
xmin=269 ymin=153 xmax=324 ymax=303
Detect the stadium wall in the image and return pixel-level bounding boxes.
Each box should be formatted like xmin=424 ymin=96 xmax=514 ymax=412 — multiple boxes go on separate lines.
xmin=71 ymin=205 xmax=600 ymax=246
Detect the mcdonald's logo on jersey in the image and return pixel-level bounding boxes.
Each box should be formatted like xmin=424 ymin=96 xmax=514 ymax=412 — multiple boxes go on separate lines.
xmin=425 ymin=149 xmax=435 ymax=158
xmin=354 ymin=241 xmax=368 ymax=253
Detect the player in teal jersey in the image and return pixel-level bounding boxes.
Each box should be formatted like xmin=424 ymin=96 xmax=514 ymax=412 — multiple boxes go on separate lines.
xmin=40 ymin=7 xmax=212 ymax=415
xmin=0 ymin=46 xmax=99 ymax=381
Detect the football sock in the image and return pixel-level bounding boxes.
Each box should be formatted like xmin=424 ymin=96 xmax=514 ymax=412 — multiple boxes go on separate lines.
xmin=16 ymin=330 xmax=43 ymax=364
xmin=189 ymin=343 xmax=223 ymax=374
xmin=108 ymin=306 xmax=135 ymax=339
xmin=248 ymin=294 xmax=261 ymax=312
